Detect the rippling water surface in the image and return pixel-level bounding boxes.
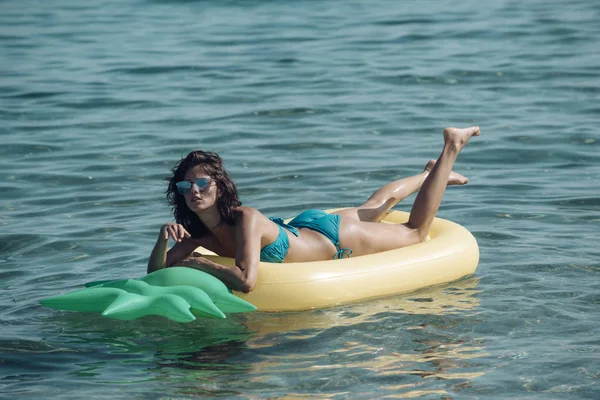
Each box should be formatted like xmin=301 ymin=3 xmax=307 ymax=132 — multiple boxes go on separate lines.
xmin=1 ymin=0 xmax=599 ymax=398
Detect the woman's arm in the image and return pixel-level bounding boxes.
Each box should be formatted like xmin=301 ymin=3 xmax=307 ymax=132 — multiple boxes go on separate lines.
xmin=147 ymin=223 xmax=196 ymax=273
xmin=234 ymin=207 xmax=261 ymax=292
xmin=178 ymin=255 xmax=250 ymax=292
xmin=177 ymin=208 xmax=262 ymax=293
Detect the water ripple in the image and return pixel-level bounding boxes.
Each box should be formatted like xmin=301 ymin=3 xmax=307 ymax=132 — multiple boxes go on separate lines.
xmin=1 ymin=0 xmax=600 ymax=398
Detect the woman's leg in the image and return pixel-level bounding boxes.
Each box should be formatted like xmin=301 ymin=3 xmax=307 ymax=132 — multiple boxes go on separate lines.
xmin=335 ymin=159 xmax=468 ymax=223
xmin=406 ymin=126 xmax=480 ymax=240
xmin=336 ymin=126 xmax=480 ymax=257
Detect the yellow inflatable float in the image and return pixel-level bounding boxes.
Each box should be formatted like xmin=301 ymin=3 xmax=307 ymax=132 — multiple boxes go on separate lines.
xmin=197 ymin=209 xmax=479 ymax=312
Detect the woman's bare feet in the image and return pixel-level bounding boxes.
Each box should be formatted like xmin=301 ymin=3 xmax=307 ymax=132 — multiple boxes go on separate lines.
xmin=424 ymin=160 xmax=468 ymax=185
xmin=443 ymin=126 xmax=480 ymax=151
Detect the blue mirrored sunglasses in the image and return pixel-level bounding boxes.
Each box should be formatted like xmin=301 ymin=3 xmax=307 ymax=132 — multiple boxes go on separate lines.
xmin=176 ymin=177 xmax=211 ymax=195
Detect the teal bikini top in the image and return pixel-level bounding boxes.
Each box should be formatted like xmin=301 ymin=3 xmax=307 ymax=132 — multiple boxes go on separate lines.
xmin=259 ymin=218 xmax=298 ymax=263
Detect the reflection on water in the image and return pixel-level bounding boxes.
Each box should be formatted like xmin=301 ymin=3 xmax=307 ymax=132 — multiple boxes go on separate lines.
xmin=245 ymin=276 xmax=481 ymax=337
xmin=36 ymin=277 xmax=485 ymax=397
xmin=234 ymin=277 xmax=486 ymax=398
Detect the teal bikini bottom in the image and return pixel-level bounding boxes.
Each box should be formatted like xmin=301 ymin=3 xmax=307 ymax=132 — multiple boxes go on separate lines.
xmin=259 ymin=210 xmax=353 ymax=263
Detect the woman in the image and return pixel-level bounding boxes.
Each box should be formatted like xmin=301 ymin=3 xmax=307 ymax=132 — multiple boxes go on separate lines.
xmin=148 ymin=126 xmax=480 ymax=293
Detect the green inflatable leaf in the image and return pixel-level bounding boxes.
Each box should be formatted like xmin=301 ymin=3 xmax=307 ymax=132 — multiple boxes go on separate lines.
xmin=97 ymin=279 xmax=226 ymax=319
xmin=41 ymin=267 xmax=256 ymax=323
xmin=141 ymin=267 xmax=257 ymax=313
xmin=41 ymin=287 xmax=124 ymax=312
xmin=102 ymin=292 xmax=196 ymax=323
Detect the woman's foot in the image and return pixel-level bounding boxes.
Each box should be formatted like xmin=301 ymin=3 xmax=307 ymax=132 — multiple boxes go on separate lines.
xmin=443 ymin=126 xmax=480 ymax=151
xmin=424 ymin=160 xmax=468 ymax=185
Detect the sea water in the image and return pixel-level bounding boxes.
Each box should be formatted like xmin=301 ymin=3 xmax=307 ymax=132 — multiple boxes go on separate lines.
xmin=1 ymin=0 xmax=599 ymax=398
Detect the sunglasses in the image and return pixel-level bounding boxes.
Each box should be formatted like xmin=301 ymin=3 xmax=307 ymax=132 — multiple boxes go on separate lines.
xmin=176 ymin=177 xmax=211 ymax=195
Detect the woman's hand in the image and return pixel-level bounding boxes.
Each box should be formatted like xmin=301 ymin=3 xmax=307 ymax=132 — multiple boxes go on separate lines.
xmin=160 ymin=223 xmax=191 ymax=243
xmin=148 ymin=224 xmax=195 ymax=273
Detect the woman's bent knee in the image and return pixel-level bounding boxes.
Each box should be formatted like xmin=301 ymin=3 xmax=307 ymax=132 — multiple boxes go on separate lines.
xmin=401 ymin=223 xmax=428 ymax=245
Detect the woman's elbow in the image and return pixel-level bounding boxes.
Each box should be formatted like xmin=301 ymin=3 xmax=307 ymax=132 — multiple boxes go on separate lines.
xmin=147 ymin=263 xmax=165 ymax=274
xmin=238 ymin=277 xmax=256 ymax=293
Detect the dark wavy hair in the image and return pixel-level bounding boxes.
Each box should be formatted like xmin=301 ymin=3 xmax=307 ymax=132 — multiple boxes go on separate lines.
xmin=166 ymin=150 xmax=242 ymax=238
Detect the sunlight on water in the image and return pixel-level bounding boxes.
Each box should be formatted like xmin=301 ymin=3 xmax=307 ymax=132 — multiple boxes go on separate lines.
xmin=1 ymin=0 xmax=599 ymax=398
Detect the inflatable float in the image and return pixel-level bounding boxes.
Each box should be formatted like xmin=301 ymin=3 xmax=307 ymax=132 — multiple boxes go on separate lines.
xmin=41 ymin=209 xmax=479 ymax=322
xmin=200 ymin=209 xmax=479 ymax=312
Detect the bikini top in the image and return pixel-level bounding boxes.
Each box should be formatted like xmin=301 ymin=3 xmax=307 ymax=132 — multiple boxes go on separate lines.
xmin=259 ymin=218 xmax=298 ymax=263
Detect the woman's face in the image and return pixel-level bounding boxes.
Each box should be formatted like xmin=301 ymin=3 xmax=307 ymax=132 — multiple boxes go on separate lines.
xmin=180 ymin=165 xmax=218 ymax=213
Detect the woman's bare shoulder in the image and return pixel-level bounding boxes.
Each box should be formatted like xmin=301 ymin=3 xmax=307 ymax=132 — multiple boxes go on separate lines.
xmin=233 ymin=207 xmax=275 ymax=239
xmin=234 ymin=206 xmax=267 ymax=222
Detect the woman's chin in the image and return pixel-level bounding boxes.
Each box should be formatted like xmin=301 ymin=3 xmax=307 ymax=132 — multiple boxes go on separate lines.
xmin=189 ymin=205 xmax=205 ymax=213
xmin=188 ymin=201 xmax=214 ymax=213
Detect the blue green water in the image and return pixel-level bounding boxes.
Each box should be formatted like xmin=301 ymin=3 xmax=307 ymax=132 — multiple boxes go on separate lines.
xmin=2 ymin=0 xmax=599 ymax=398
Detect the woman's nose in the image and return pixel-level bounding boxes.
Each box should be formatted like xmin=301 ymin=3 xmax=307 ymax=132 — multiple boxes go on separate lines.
xmin=190 ymin=183 xmax=201 ymax=194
